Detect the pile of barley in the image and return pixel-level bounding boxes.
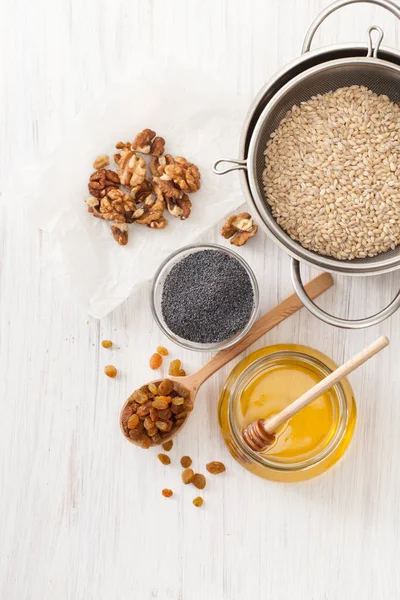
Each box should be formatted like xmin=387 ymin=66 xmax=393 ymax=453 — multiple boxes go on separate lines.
xmin=263 ymin=85 xmax=400 ymax=260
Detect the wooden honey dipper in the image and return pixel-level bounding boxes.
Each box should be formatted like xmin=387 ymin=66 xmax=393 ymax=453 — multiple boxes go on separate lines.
xmin=242 ymin=336 xmax=389 ymax=452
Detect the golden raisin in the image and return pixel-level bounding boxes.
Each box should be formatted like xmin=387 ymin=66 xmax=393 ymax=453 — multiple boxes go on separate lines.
xmin=169 ymin=359 xmax=181 ymax=376
xmin=192 ymin=474 xmax=206 ymax=489
xmin=131 ymin=389 xmax=149 ymax=404
xmin=173 ymin=381 xmax=190 ymax=398
xmin=162 ymin=488 xmax=173 ymax=498
xmin=104 ymin=365 xmax=117 ymax=378
xmin=182 ymin=468 xmax=195 ymax=484
xmin=158 ymin=453 xmax=171 ymax=465
xmin=178 ymin=369 xmax=186 ymax=377
xmin=180 ymin=456 xmax=192 ymax=468
xmin=150 ymin=353 xmax=163 ymax=370
xmin=162 ymin=440 xmax=173 ymax=452
xmin=157 ymin=346 xmax=169 ymax=356
xmin=127 ymin=414 xmax=139 ymax=429
xmin=101 ymin=340 xmax=112 ymax=348
xmin=158 ymin=379 xmax=174 ymax=395
xmin=152 ymin=398 xmax=169 ymax=410
xmin=147 ymin=426 xmax=158 ymax=437
xmin=172 ymin=396 xmax=184 ymax=406
xmin=193 ymin=496 xmax=203 ymax=507
xmin=206 ymin=461 xmax=226 ymax=474
xmin=148 ymin=383 xmax=159 ymax=395
xmin=155 ymin=421 xmax=169 ymax=431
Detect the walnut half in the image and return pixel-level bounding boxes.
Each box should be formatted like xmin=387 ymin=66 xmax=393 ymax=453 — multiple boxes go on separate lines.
xmin=221 ymin=213 xmax=258 ymax=246
xmin=131 ymin=129 xmax=165 ymax=156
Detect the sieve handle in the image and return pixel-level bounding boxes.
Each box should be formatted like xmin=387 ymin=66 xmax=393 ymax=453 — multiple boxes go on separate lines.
xmin=212 ymin=158 xmax=248 ymax=175
xmin=290 ymin=258 xmax=400 ymax=329
xmin=302 ymin=0 xmax=400 ymax=54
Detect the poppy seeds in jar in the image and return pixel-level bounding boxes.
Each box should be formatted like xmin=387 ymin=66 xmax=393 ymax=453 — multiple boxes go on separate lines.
xmin=161 ymin=249 xmax=254 ymax=344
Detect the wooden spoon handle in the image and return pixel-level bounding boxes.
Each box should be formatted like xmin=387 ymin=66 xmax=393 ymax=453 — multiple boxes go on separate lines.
xmin=190 ymin=272 xmax=333 ymax=389
xmin=263 ymin=335 xmax=389 ymax=433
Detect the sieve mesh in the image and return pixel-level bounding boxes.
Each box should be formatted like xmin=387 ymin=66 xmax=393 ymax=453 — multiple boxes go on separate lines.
xmin=249 ymin=59 xmax=400 ymax=271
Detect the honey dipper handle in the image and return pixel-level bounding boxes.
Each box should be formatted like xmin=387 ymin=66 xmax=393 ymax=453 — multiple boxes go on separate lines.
xmin=263 ymin=335 xmax=389 ymax=433
xmin=190 ymin=272 xmax=334 ymax=389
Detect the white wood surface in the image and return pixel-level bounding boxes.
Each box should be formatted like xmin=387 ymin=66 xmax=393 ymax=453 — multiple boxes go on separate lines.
xmin=2 ymin=1 xmax=400 ymax=598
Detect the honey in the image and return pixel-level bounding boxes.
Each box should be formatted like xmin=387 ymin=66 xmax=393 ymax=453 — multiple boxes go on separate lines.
xmin=218 ymin=344 xmax=356 ymax=482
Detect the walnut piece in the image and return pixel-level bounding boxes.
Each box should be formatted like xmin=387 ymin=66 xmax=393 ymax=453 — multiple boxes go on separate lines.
xmin=150 ymin=154 xmax=174 ymax=177
xmin=88 ymin=169 xmax=120 ymax=198
xmin=131 ymin=129 xmax=165 ymax=156
xmin=135 ymin=198 xmax=165 ymax=225
xmin=221 ymin=213 xmax=258 ymax=246
xmin=98 ymin=188 xmax=136 ymax=223
xmin=164 ymin=157 xmax=200 ymax=193
xmin=93 ymin=154 xmax=110 ymax=169
xmin=148 ymin=216 xmax=168 ymax=229
xmin=115 ymin=149 xmax=147 ymax=188
xmin=111 ymin=223 xmax=128 ymax=245
xmin=154 ymin=177 xmax=183 ymax=200
xmin=130 ymin=179 xmax=152 ymax=202
xmin=166 ymin=193 xmax=192 ymax=220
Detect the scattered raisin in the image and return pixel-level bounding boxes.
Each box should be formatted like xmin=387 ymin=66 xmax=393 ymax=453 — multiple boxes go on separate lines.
xmin=206 ymin=461 xmax=226 ymax=474
xmin=157 ymin=346 xmax=169 ymax=356
xmin=162 ymin=440 xmax=173 ymax=452
xmin=158 ymin=453 xmax=171 ymax=465
xmin=162 ymin=489 xmax=173 ymax=498
xmin=104 ymin=365 xmax=117 ymax=378
xmin=101 ymin=340 xmax=112 ymax=348
xmin=150 ymin=353 xmax=163 ymax=370
xmin=180 ymin=456 xmax=192 ymax=468
xmin=169 ymin=359 xmax=181 ymax=376
xmin=178 ymin=369 xmax=186 ymax=377
xmin=182 ymin=468 xmax=195 ymax=484
xmin=192 ymin=474 xmax=206 ymax=489
xmin=193 ymin=496 xmax=203 ymax=507
xmin=127 ymin=414 xmax=139 ymax=429
xmin=158 ymin=379 xmax=174 ymax=395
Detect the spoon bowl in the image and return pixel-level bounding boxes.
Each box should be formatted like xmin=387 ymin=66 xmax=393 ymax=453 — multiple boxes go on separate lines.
xmin=119 ymin=272 xmax=334 ymax=448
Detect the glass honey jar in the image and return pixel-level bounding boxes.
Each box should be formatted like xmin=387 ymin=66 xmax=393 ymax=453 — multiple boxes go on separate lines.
xmin=218 ymin=344 xmax=357 ymax=482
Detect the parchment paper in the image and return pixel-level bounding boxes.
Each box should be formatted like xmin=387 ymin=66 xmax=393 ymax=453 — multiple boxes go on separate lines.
xmin=18 ymin=71 xmax=247 ymax=318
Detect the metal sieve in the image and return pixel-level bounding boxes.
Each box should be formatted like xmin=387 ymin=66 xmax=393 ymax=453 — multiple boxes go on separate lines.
xmin=213 ymin=0 xmax=400 ymax=329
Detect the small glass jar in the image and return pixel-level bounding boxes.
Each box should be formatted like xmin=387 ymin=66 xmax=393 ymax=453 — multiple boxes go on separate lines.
xmin=151 ymin=243 xmax=259 ymax=352
xmin=218 ymin=344 xmax=357 ymax=482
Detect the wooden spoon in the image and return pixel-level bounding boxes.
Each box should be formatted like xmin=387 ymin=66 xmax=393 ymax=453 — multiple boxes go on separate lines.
xmin=242 ymin=335 xmax=389 ymax=452
xmin=120 ymin=272 xmax=333 ymax=447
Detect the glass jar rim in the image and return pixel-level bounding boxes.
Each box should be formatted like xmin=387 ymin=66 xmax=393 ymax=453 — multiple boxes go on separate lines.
xmin=228 ymin=348 xmax=350 ymax=473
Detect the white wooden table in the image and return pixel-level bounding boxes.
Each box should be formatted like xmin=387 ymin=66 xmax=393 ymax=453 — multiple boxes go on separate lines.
xmin=2 ymin=1 xmax=400 ymax=598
